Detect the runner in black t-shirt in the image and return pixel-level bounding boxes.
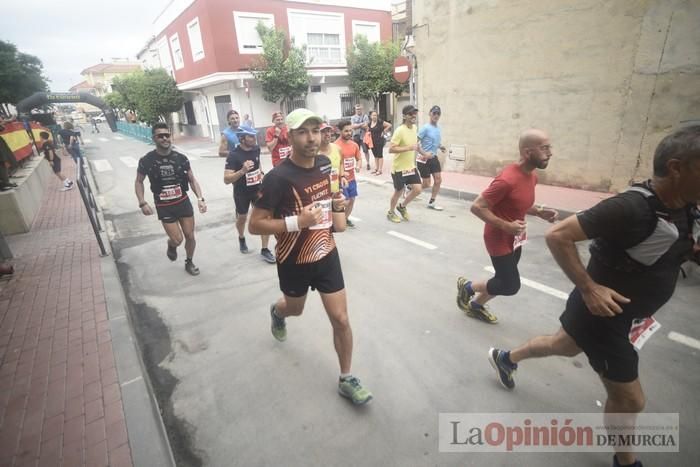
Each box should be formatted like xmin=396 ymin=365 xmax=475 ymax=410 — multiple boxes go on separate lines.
xmin=487 ymin=125 xmax=700 ymax=467
xmin=249 ymin=108 xmax=373 ymax=405
xmin=223 ymin=125 xmax=275 ymax=263
xmin=135 ymin=123 xmax=207 ymax=276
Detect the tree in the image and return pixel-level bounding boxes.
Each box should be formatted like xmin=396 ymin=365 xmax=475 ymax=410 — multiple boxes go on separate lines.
xmin=106 ymin=69 xmax=183 ymax=126
xmin=346 ymin=36 xmax=406 ymax=111
xmin=252 ymin=23 xmax=309 ymax=113
xmin=0 ymin=40 xmax=49 ymax=115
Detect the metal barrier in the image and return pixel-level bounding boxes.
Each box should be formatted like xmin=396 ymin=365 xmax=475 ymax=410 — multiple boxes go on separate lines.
xmin=75 ymin=157 xmax=108 ymax=256
xmin=116 ymin=121 xmax=153 ymax=144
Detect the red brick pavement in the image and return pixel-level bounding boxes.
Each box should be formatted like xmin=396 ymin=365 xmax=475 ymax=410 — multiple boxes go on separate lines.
xmin=0 ymin=157 xmax=133 ymax=467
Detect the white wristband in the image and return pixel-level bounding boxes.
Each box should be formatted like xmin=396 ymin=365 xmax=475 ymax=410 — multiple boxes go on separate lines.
xmin=285 ymin=215 xmax=300 ymax=232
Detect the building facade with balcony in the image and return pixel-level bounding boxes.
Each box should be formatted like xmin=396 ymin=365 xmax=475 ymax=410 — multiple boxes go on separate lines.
xmin=137 ymin=0 xmax=392 ymax=139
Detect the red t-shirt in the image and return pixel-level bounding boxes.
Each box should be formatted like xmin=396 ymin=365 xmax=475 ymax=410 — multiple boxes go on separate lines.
xmin=265 ymin=126 xmax=291 ymax=167
xmin=481 ymin=163 xmax=537 ymax=256
xmin=334 ymin=137 xmax=361 ymax=182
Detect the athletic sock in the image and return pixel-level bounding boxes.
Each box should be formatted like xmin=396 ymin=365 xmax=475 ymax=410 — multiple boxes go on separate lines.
xmin=186 ymin=257 xmax=193 ymax=263
xmin=502 ymin=351 xmax=515 ymax=367
xmin=429 ymin=198 xmax=435 ymax=204
xmin=340 ymin=373 xmax=352 ymax=381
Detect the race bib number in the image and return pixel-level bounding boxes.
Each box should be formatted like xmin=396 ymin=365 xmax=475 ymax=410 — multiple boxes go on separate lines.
xmin=330 ymin=168 xmax=339 ymax=187
xmin=309 ymin=199 xmax=333 ymax=230
xmin=159 ymin=184 xmax=183 ymax=201
xmin=343 ymin=157 xmax=355 ymax=172
xmin=416 ymin=154 xmax=430 ymax=164
xmin=245 ymin=168 xmax=262 ymax=186
xmin=401 ymin=168 xmax=416 ymax=178
xmin=628 ymin=317 xmax=661 ymax=351
xmin=278 ymin=146 xmax=291 ymax=159
xmin=513 ymin=230 xmax=528 ymax=249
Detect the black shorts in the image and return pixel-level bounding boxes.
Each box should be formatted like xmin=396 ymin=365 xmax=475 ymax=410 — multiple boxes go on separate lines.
xmin=353 ymin=135 xmax=367 ymax=154
xmin=49 ymin=157 xmax=61 ymax=173
xmin=417 ymin=157 xmax=441 ymax=178
xmin=559 ymin=289 xmax=639 ymax=383
xmin=234 ymin=190 xmax=259 ymax=215
xmin=391 ymin=169 xmax=422 ymax=191
xmin=156 ymin=198 xmax=194 ymax=224
xmin=277 ymin=248 xmax=345 ymax=297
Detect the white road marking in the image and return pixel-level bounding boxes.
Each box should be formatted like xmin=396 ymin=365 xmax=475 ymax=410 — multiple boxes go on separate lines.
xmin=114 ymin=136 xmax=124 ymax=141
xmin=121 ymin=376 xmax=143 ymax=387
xmin=99 ymin=137 xmax=109 ymax=142
xmin=484 ymin=266 xmax=569 ymax=300
xmin=119 ymin=156 xmax=139 ymax=168
xmin=668 ymin=331 xmax=700 ymax=351
xmin=387 ymin=231 xmax=438 ymax=250
xmin=348 ymin=216 xmax=362 ymax=223
xmin=91 ymin=160 xmax=113 ymax=172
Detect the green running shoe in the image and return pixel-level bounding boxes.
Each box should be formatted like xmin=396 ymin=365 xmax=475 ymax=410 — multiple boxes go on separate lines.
xmin=387 ymin=210 xmax=401 ymax=223
xmin=338 ymin=376 xmax=373 ymax=405
xmin=465 ymin=301 xmax=498 ymax=324
xmin=270 ymin=304 xmax=287 ymax=341
xmin=396 ymin=203 xmax=410 ymax=221
xmin=456 ymin=277 xmax=475 ymax=310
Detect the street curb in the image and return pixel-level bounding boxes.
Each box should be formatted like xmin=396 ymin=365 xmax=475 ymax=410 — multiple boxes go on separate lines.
xmin=356 ymin=174 xmax=577 ymax=219
xmin=86 ymin=155 xmax=176 ymax=467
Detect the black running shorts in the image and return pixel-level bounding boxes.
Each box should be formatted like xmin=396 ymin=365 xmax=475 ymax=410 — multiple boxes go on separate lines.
xmin=156 ymin=198 xmax=194 ymax=224
xmin=277 ymin=248 xmax=345 ymax=297
xmin=559 ymin=289 xmax=639 ymax=383
xmin=234 ymin=190 xmax=259 ymax=215
xmin=391 ymin=169 xmax=421 ymax=191
xmin=417 ymin=157 xmax=441 ymax=178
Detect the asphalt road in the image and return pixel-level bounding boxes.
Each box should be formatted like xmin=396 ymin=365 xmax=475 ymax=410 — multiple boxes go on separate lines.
xmin=82 ymin=132 xmax=700 ymax=467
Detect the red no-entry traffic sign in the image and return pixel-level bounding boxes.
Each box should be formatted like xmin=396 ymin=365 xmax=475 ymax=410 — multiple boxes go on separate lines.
xmin=393 ymin=56 xmax=411 ymax=83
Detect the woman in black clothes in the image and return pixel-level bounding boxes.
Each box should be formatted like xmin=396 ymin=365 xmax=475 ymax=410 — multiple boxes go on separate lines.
xmin=368 ymin=110 xmax=392 ymax=175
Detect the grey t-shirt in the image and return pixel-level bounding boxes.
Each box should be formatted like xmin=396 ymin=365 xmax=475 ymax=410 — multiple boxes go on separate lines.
xmin=351 ymin=114 xmax=369 ymax=139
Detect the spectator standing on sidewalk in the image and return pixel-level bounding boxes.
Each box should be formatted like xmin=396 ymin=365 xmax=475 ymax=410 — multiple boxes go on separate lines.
xmin=487 ymin=125 xmax=700 ymax=467
xmin=456 ymin=129 xmax=558 ymax=323
xmin=368 ymin=110 xmax=391 ymax=175
xmin=218 ymin=110 xmax=241 ymax=157
xmin=350 ymin=104 xmax=370 ymax=171
xmin=242 ymin=114 xmax=254 ymax=128
xmin=39 ymin=131 xmax=73 ymax=191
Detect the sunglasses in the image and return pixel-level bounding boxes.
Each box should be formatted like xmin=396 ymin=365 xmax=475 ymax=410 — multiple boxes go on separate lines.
xmin=154 ymin=133 xmax=171 ymax=139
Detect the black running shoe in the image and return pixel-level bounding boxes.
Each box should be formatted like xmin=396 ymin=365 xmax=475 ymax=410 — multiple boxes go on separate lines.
xmin=167 ymin=244 xmax=177 ymax=261
xmin=261 ymin=248 xmax=276 ymax=264
xmin=185 ymin=259 xmax=200 ymax=276
xmin=239 ymin=237 xmax=249 ymax=254
xmin=488 ymin=347 xmax=517 ymax=390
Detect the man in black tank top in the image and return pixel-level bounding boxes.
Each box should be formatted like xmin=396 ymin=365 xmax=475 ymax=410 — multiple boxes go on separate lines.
xmin=135 ymin=123 xmax=207 ymax=276
xmin=487 ymin=126 xmax=700 ymax=467
xmin=249 ymin=108 xmax=373 ymax=405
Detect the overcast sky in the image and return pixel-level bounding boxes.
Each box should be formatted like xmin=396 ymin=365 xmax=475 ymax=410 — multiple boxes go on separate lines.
xmin=2 ymin=0 xmax=169 ymax=92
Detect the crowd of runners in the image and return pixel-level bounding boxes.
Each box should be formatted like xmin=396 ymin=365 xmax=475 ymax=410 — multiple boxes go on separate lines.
xmin=133 ymin=104 xmax=700 ymax=467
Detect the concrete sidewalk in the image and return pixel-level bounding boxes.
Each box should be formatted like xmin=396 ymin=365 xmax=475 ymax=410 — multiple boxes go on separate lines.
xmin=0 ymin=154 xmax=172 ymax=467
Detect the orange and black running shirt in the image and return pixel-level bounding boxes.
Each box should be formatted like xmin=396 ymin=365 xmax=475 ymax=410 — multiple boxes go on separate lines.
xmin=137 ymin=150 xmax=191 ymax=208
xmin=255 ymin=156 xmax=336 ymax=265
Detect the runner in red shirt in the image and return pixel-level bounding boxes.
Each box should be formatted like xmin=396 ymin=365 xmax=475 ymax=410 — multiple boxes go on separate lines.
xmin=456 ymin=129 xmax=558 ymax=323
xmin=265 ymin=112 xmax=291 ymax=167
xmin=334 ymin=120 xmax=362 ymax=227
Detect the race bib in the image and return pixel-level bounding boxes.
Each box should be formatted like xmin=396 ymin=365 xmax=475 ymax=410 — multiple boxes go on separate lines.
xmin=159 ymin=184 xmax=183 ymax=201
xmin=343 ymin=157 xmax=355 ymax=172
xmin=513 ymin=230 xmax=528 ymax=249
xmin=628 ymin=317 xmax=661 ymax=351
xmin=309 ymin=199 xmax=333 ymax=230
xmin=401 ymin=168 xmax=416 ymax=178
xmin=330 ymin=168 xmax=339 ymax=188
xmin=245 ymin=168 xmax=262 ymax=186
xmin=416 ymin=154 xmax=430 ymax=164
xmin=278 ymin=146 xmax=291 ymax=159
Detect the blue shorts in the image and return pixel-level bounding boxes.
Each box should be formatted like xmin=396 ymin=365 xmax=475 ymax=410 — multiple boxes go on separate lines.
xmin=342 ymin=179 xmax=358 ymax=199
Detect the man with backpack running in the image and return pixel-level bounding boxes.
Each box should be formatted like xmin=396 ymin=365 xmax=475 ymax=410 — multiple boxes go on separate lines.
xmin=487 ymin=125 xmax=700 ymax=467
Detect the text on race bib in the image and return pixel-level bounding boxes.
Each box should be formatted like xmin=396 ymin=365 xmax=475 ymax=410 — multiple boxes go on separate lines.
xmin=513 ymin=230 xmax=528 ymax=249
xmin=159 ymin=184 xmax=183 ymax=201
xmin=309 ymin=199 xmax=333 ymax=231
xmin=245 ymin=168 xmax=262 ymax=186
xmin=278 ymin=146 xmax=291 ymax=159
xmin=416 ymin=154 xmax=429 ymax=164
xmin=330 ymin=168 xmax=339 ymax=184
xmin=343 ymin=157 xmax=355 ymax=171
xmin=401 ymin=168 xmax=416 ymax=178
xmin=628 ymin=317 xmax=661 ymax=351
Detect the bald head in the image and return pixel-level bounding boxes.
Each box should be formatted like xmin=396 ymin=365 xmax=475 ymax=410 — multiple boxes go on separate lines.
xmin=518 ymin=129 xmax=549 ymax=154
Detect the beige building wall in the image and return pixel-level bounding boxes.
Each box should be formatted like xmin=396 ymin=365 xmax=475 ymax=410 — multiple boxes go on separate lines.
xmin=413 ymin=0 xmax=700 ymax=191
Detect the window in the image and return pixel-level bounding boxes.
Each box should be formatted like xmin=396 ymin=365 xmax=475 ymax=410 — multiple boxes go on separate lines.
xmin=309 ymin=85 xmax=322 ymax=93
xmin=184 ymin=101 xmax=197 ymax=125
xmin=156 ymin=37 xmax=173 ymax=73
xmin=187 ymin=18 xmax=205 ymax=61
xmin=233 ymin=12 xmax=275 ymax=54
xmin=352 ymin=21 xmax=380 ymax=44
xmin=170 ymin=34 xmax=184 ymax=69
xmin=306 ymin=33 xmax=341 ymax=65
xmin=287 ymin=10 xmax=345 ymax=66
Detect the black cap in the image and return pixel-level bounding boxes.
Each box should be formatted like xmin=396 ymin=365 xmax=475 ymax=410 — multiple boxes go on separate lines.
xmin=430 ymin=105 xmax=441 ymax=114
xmin=402 ymin=104 xmax=418 ymax=115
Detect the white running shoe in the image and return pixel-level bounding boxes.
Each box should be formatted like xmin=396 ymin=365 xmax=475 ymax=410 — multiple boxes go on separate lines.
xmin=427 ymin=201 xmax=443 ymax=211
